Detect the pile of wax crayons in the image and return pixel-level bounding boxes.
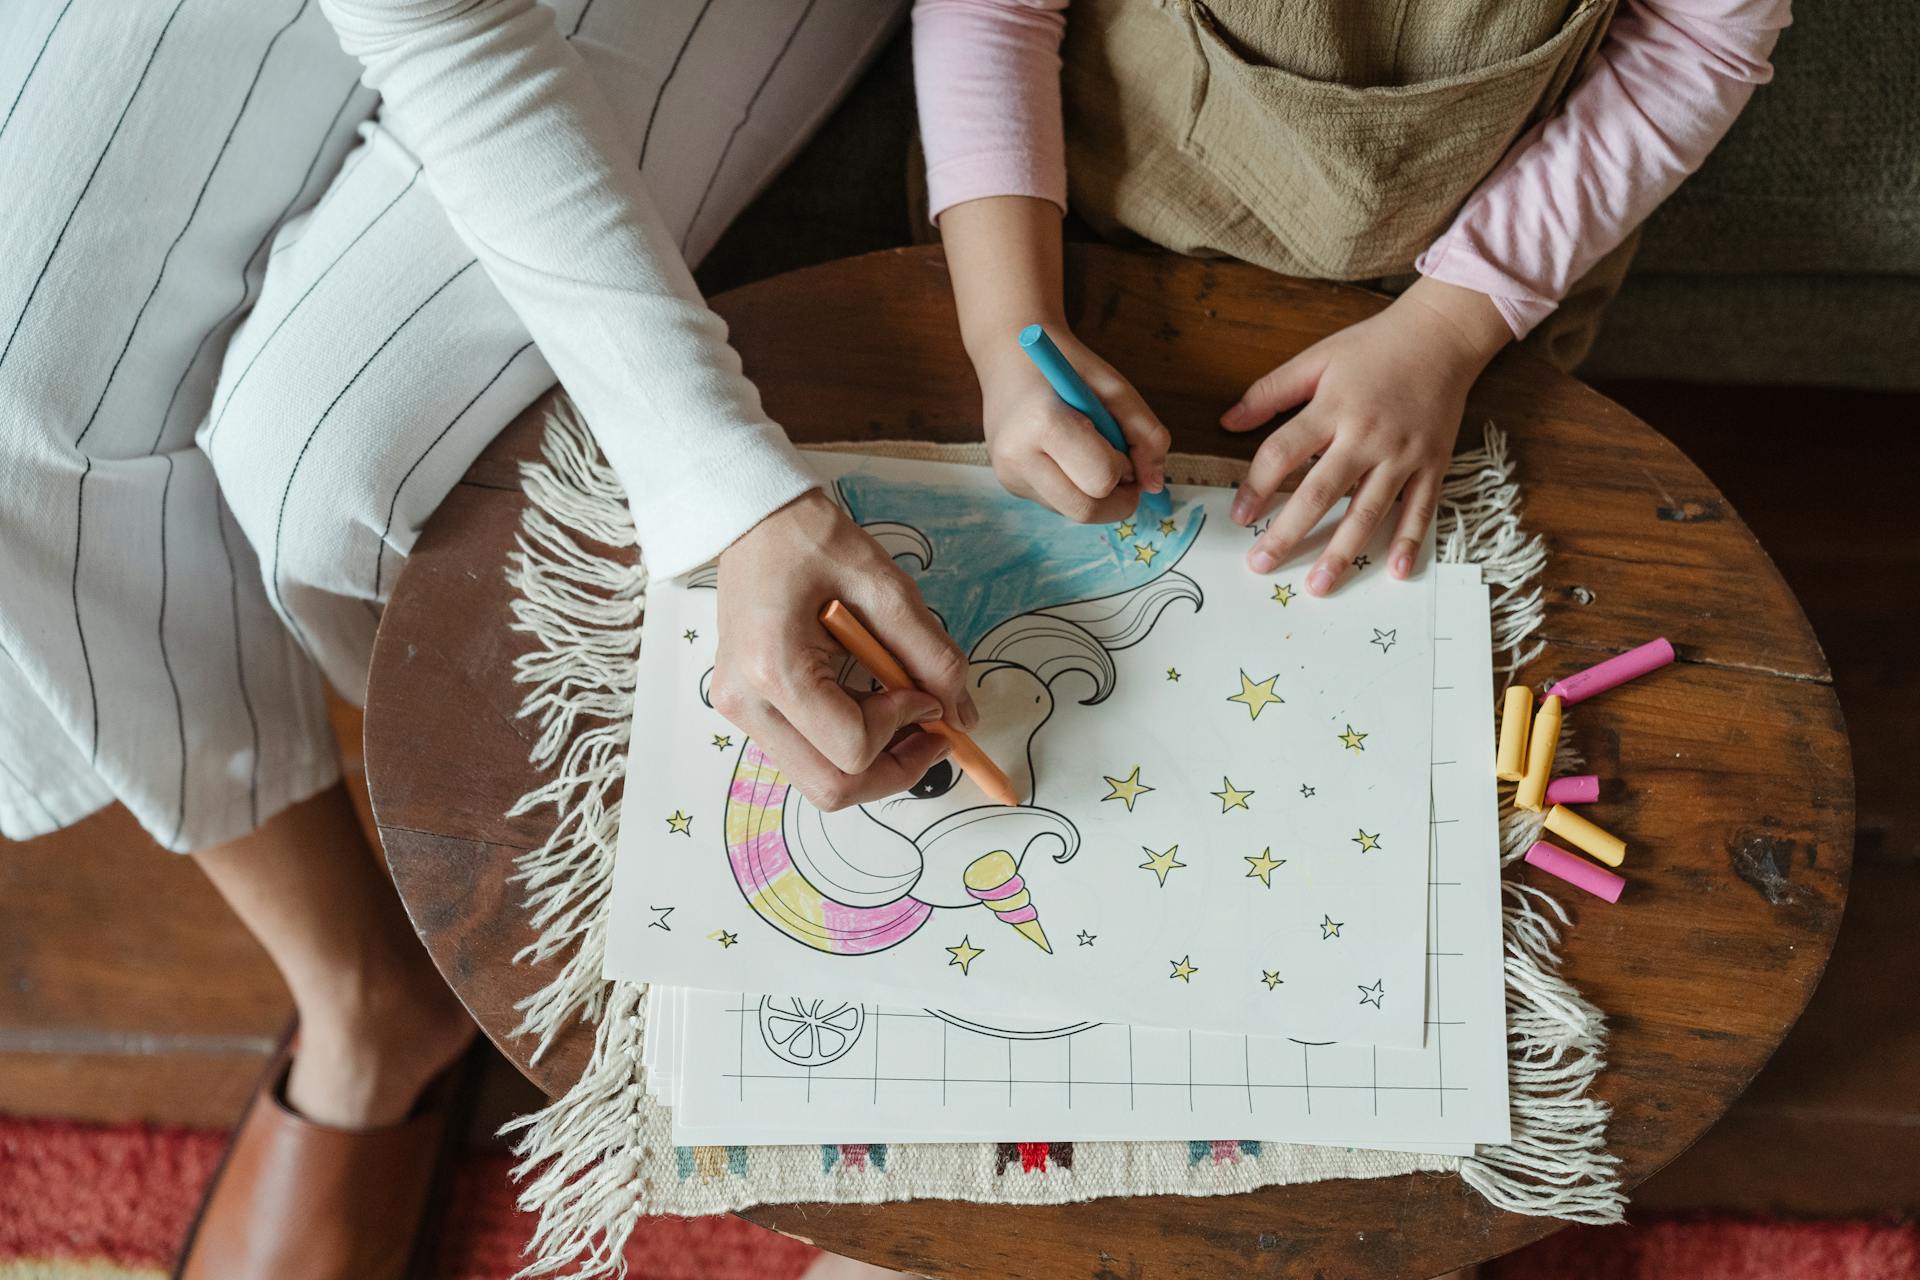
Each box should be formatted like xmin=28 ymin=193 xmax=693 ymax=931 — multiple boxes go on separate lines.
xmin=1496 ymin=637 xmax=1676 ymax=903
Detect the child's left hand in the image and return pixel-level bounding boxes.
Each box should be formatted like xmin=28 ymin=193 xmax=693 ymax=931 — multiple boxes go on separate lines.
xmin=1223 ymin=277 xmax=1511 ymax=593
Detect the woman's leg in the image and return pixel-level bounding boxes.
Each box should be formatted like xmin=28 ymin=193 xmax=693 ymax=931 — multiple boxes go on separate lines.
xmin=192 ymin=0 xmax=899 ymax=1143
xmin=0 ymin=0 xmax=373 ymax=853
xmin=166 ymin=1 xmax=904 ymax=1266
xmin=192 ymin=783 xmax=473 ymax=1127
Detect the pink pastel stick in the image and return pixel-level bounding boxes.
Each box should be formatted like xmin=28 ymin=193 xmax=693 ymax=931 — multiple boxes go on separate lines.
xmin=1525 ymin=840 xmax=1625 ymax=903
xmin=1545 ymin=774 xmax=1601 ymax=805
xmin=1548 ymin=637 xmax=1674 ymax=705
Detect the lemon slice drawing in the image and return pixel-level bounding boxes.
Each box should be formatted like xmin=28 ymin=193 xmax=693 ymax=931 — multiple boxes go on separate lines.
xmin=758 ymin=996 xmax=866 ymax=1067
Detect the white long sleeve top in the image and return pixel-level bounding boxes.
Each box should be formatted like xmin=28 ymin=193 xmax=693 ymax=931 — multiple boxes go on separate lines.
xmin=321 ymin=0 xmax=820 ymax=576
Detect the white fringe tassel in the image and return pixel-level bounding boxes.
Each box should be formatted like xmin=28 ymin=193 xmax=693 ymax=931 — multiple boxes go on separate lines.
xmin=505 ymin=985 xmax=651 ymax=1276
xmin=501 ymin=401 xmax=649 ymax=1063
xmin=1438 ymin=425 xmax=1549 ymax=679
xmin=501 ymin=409 xmax=1623 ymax=1275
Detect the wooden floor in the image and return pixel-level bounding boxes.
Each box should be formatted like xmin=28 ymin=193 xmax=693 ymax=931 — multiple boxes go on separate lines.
xmin=1 ymin=381 xmax=1913 ymax=1217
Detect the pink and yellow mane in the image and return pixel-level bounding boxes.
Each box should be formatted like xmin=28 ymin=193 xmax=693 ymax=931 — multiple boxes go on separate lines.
xmin=724 ymin=743 xmax=931 ymax=955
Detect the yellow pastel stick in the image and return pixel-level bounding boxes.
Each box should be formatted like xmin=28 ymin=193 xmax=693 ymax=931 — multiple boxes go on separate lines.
xmin=1496 ymin=685 xmax=1533 ymax=782
xmin=1514 ymin=694 xmax=1561 ymax=813
xmin=1543 ymin=804 xmax=1626 ymax=867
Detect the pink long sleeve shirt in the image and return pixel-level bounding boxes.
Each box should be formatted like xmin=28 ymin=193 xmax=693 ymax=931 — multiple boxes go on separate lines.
xmin=912 ymin=0 xmax=1790 ymax=339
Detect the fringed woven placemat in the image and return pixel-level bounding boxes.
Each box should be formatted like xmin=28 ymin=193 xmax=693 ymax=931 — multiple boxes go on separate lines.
xmin=495 ymin=407 xmax=1624 ymax=1277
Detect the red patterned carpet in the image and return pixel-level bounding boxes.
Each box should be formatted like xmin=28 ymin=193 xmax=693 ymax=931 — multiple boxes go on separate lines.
xmin=0 ymin=1117 xmax=817 ymax=1279
xmin=2 ymin=1116 xmax=1914 ymax=1278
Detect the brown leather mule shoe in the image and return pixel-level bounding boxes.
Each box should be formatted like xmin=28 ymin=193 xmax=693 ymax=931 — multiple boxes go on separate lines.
xmin=173 ymin=1025 xmax=472 ymax=1280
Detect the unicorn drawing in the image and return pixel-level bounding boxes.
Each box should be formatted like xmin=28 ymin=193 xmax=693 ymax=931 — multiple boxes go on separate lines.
xmin=698 ymin=469 xmax=1204 ymax=958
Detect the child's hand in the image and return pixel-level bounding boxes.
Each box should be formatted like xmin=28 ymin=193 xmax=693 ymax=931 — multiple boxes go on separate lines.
xmin=1223 ymin=277 xmax=1510 ymax=592
xmin=975 ymin=332 xmax=1171 ymax=524
xmin=934 ymin=196 xmax=1170 ymax=524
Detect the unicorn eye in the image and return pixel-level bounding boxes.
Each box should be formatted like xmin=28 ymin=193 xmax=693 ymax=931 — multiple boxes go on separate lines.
xmin=908 ymin=759 xmax=958 ymax=800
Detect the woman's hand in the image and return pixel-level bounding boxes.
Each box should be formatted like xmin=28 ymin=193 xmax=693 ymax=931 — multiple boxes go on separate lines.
xmin=711 ymin=490 xmax=971 ymax=811
xmin=1224 ymin=277 xmax=1511 ymax=592
xmin=974 ymin=332 xmax=1170 ymax=524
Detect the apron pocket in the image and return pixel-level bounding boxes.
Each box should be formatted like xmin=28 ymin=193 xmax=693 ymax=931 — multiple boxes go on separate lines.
xmin=1182 ymin=0 xmax=1607 ymax=278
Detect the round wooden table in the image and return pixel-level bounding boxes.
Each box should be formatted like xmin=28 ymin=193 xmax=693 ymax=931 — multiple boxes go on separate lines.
xmin=366 ymin=245 xmax=1853 ymax=1279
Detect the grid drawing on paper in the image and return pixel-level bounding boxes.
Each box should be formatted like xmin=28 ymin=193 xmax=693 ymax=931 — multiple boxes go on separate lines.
xmin=725 ymin=1000 xmax=1474 ymax=1107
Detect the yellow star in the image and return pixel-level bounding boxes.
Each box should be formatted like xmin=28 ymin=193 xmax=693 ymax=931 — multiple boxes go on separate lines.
xmin=711 ymin=733 xmax=732 ymax=749
xmin=1102 ymin=765 xmax=1154 ymax=811
xmin=1338 ymin=724 xmax=1368 ymax=752
xmin=1320 ymin=915 xmax=1344 ymax=939
xmin=1212 ymin=777 xmax=1254 ymax=812
xmin=1169 ymin=955 xmax=1199 ymax=982
xmin=1166 ymin=667 xmax=1181 ymax=682
xmin=946 ymin=936 xmax=983 ymax=975
xmin=1115 ymin=520 xmax=1135 ymax=539
xmin=709 ymin=929 xmax=737 ymax=948
xmin=1244 ymin=846 xmax=1286 ymax=886
xmin=1352 ymin=829 xmax=1381 ymax=853
xmin=1139 ymin=844 xmax=1186 ymax=886
xmin=1158 ymin=516 xmax=1177 ymax=535
xmin=1261 ymin=970 xmax=1284 ymax=990
xmin=1227 ymin=670 xmax=1284 ymax=721
xmin=1133 ymin=542 xmax=1158 ymax=565
xmin=666 ymin=810 xmax=693 ymax=835
xmin=1271 ymin=582 xmax=1295 ymax=606
xmin=682 ymin=629 xmax=698 ymax=643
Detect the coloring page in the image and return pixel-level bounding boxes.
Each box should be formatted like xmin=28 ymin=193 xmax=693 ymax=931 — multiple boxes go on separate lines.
xmin=648 ymin=567 xmax=1508 ymax=1148
xmin=605 ymin=455 xmax=1437 ymax=1046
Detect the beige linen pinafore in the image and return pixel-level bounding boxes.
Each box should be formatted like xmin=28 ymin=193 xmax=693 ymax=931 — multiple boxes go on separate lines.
xmin=1060 ymin=0 xmax=1634 ymax=367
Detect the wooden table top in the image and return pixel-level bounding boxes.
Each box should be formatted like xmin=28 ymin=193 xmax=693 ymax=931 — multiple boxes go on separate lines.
xmin=366 ymin=245 xmax=1853 ymax=1279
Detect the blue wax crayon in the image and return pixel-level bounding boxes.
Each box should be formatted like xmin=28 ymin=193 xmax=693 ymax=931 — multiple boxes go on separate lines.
xmin=1016 ymin=324 xmax=1174 ymax=523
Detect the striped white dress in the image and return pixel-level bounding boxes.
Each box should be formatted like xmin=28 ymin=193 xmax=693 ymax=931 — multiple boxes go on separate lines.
xmin=0 ymin=0 xmax=901 ymax=852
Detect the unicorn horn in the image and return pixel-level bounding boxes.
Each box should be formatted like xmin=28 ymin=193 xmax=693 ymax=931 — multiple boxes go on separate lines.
xmin=963 ymin=850 xmax=1051 ymax=953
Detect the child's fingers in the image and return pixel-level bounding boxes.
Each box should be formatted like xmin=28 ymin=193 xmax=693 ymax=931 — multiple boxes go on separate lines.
xmin=1230 ymin=413 xmax=1332 ymax=524
xmin=1027 ymin=448 xmax=1136 ymax=525
xmin=1247 ymin=448 xmax=1364 ymax=575
xmin=1387 ymin=467 xmax=1444 ymax=579
xmin=1221 ymin=345 xmax=1330 ymax=433
xmin=1043 ymin=415 xmax=1133 ymax=500
xmin=1306 ymin=467 xmax=1407 ymax=596
xmin=1103 ymin=382 xmax=1173 ymax=493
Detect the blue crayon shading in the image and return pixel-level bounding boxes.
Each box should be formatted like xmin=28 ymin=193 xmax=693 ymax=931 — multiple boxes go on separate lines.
xmin=837 ymin=469 xmax=1202 ymax=653
xmin=1017 ymin=324 xmax=1174 ymax=522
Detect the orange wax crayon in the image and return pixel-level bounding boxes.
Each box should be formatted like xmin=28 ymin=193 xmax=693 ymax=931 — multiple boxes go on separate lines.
xmin=819 ymin=600 xmax=1020 ymax=806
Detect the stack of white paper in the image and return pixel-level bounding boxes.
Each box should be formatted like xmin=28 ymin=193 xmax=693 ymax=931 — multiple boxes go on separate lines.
xmin=606 ymin=456 xmax=1509 ymax=1155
